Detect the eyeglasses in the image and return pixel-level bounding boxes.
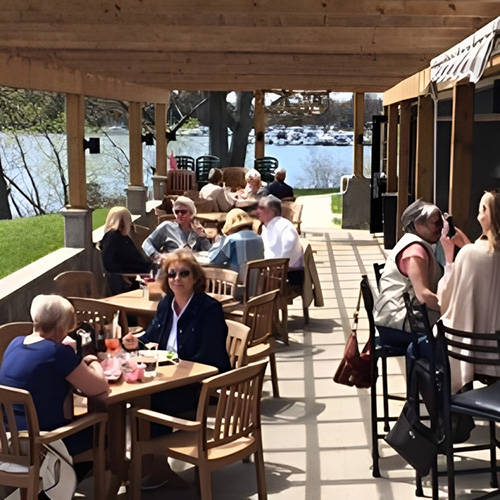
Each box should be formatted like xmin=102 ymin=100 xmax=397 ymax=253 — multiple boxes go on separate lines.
xmin=174 ymin=209 xmax=188 ymax=215
xmin=167 ymin=270 xmax=191 ymax=279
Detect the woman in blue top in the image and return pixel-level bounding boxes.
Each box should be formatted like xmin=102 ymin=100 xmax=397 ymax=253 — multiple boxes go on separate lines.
xmin=0 ymin=295 xmax=109 ymax=455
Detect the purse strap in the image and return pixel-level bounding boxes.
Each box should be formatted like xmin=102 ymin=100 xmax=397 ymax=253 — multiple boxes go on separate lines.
xmin=351 ymin=286 xmax=362 ymax=333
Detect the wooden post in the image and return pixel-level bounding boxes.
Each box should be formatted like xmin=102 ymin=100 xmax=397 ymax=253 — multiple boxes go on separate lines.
xmin=449 ymin=83 xmax=474 ymax=229
xmin=66 ymin=93 xmax=86 ymax=208
xmin=396 ymin=100 xmax=411 ymax=239
xmin=415 ymin=95 xmax=434 ymax=202
xmin=129 ymin=101 xmax=143 ymax=187
xmin=254 ymin=90 xmax=266 ymax=159
xmin=386 ymin=103 xmax=398 ymax=193
xmin=155 ymin=103 xmax=167 ymax=177
xmin=353 ymin=92 xmax=364 ymax=178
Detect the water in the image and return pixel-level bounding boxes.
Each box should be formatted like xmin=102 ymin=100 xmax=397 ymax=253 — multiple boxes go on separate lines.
xmin=0 ymin=132 xmax=372 ymax=216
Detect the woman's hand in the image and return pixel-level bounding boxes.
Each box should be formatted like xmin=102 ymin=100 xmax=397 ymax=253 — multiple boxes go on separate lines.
xmin=122 ymin=333 xmax=139 ymax=351
xmin=450 ymin=227 xmax=471 ymax=248
xmin=191 ymin=219 xmax=207 ymax=237
xmin=440 ymin=232 xmax=456 ymax=264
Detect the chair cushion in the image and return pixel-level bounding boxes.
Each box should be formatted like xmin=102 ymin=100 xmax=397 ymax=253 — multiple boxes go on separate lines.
xmin=452 ymin=381 xmax=500 ymax=420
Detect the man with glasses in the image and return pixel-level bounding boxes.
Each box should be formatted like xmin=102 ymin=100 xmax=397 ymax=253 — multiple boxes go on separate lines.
xmin=142 ymin=196 xmax=210 ymax=263
xmin=257 ymin=195 xmax=304 ymax=285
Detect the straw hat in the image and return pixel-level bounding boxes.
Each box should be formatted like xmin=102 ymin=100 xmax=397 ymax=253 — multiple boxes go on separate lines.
xmin=222 ymin=209 xmax=255 ymax=235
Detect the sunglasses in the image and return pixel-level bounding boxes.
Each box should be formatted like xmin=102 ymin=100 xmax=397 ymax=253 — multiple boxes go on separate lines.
xmin=174 ymin=209 xmax=188 ymax=215
xmin=167 ymin=270 xmax=191 ymax=279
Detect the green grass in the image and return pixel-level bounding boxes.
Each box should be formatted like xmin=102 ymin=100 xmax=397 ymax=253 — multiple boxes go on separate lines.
xmin=295 ymin=188 xmax=339 ymax=197
xmin=0 ymin=209 xmax=111 ymax=279
xmin=0 ymin=214 xmax=65 ymax=278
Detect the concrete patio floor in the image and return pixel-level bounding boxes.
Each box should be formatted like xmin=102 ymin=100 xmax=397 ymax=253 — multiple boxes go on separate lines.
xmin=6 ymin=194 xmax=494 ymax=500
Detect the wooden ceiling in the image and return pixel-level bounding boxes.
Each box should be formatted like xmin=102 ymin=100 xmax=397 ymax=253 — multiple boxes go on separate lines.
xmin=0 ymin=1 xmax=499 ymax=101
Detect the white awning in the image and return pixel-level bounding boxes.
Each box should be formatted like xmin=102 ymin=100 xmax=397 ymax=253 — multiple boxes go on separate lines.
xmin=431 ymin=16 xmax=500 ymax=84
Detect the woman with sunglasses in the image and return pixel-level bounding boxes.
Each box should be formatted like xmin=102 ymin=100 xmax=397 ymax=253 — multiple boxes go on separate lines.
xmin=122 ymin=248 xmax=230 ymax=488
xmin=142 ymin=196 xmax=210 ymax=263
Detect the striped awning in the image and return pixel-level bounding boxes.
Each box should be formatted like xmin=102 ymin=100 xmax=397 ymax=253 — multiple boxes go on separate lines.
xmin=431 ymin=16 xmax=500 ymax=84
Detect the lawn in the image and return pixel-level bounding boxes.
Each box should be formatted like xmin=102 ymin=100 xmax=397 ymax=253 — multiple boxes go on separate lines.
xmin=0 ymin=209 xmax=110 ymax=280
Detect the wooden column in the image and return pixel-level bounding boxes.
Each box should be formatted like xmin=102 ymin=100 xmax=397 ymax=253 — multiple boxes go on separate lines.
xmin=396 ymin=100 xmax=411 ymax=239
xmin=386 ymin=103 xmax=399 ymax=192
xmin=415 ymin=95 xmax=434 ymax=202
xmin=449 ymin=83 xmax=474 ymax=229
xmin=353 ymin=92 xmax=364 ymax=178
xmin=129 ymin=101 xmax=143 ymax=186
xmin=66 ymin=93 xmax=86 ymax=208
xmin=155 ymin=103 xmax=167 ymax=177
xmin=254 ymin=90 xmax=266 ymax=159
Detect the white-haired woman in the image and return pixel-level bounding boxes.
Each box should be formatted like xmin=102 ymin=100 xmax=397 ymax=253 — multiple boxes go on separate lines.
xmin=238 ymin=168 xmax=266 ymax=201
xmin=374 ymin=199 xmax=444 ymax=346
xmin=0 ymin=295 xmax=109 ymax=455
xmin=142 ymin=196 xmax=210 ymax=263
xmin=100 ymin=206 xmax=152 ymax=294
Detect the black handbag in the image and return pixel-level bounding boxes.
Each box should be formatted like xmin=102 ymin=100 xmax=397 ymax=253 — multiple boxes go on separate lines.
xmin=385 ymin=363 xmax=439 ymax=476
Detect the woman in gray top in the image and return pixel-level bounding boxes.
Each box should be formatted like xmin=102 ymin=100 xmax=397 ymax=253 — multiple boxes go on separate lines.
xmin=142 ymin=196 xmax=211 ymax=263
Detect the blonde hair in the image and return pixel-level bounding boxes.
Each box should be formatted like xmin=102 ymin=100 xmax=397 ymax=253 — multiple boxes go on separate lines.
xmin=173 ymin=196 xmax=197 ymax=216
xmin=30 ymin=295 xmax=76 ymax=337
xmin=482 ymin=190 xmax=500 ymax=251
xmin=245 ymin=169 xmax=261 ymax=182
xmin=104 ymin=206 xmax=132 ymax=235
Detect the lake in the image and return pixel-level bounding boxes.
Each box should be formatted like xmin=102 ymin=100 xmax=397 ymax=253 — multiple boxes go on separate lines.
xmin=1 ymin=132 xmax=372 ymax=216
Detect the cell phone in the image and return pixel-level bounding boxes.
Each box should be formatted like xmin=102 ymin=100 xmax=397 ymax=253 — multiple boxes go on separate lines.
xmin=444 ymin=213 xmax=456 ymax=238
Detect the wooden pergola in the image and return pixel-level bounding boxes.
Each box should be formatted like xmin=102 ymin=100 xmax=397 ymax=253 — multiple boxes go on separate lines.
xmin=0 ymin=1 xmax=498 ymax=245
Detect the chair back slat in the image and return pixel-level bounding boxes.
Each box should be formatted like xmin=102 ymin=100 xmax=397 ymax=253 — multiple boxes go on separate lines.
xmin=198 ymin=361 xmax=267 ymax=451
xmin=68 ymin=297 xmax=129 ymax=335
xmin=244 ymin=258 xmax=288 ymax=303
xmin=243 ymin=289 xmax=279 ymax=347
xmin=165 ymin=170 xmax=197 ymax=195
xmin=175 ymin=155 xmax=195 ymax=171
xmin=437 ymin=320 xmax=500 ymax=367
xmin=226 ymin=320 xmax=250 ymax=369
xmin=204 ymin=267 xmax=238 ymax=297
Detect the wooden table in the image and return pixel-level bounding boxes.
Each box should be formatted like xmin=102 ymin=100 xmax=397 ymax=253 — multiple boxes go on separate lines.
xmin=89 ymin=360 xmax=218 ymax=486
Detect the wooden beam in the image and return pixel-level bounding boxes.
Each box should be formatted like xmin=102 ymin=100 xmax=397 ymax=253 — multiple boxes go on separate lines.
xmin=396 ymin=100 xmax=411 ymax=239
xmin=0 ymin=53 xmax=170 ymax=102
xmin=353 ymin=92 xmax=364 ymax=178
xmin=386 ymin=103 xmax=399 ymax=192
xmin=449 ymin=83 xmax=474 ymax=229
xmin=254 ymin=90 xmax=266 ymax=160
xmin=383 ymin=68 xmax=431 ymax=105
xmin=65 ymin=93 xmax=86 ymax=209
xmin=155 ymin=102 xmax=168 ymax=177
xmin=415 ymin=95 xmax=434 ymax=201
xmin=129 ymin=102 xmax=143 ymax=187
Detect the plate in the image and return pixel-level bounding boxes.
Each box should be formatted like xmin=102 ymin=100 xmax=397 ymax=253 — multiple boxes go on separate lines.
xmin=138 ymin=350 xmax=178 ymax=364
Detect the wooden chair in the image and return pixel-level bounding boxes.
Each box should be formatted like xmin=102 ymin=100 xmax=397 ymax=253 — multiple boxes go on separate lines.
xmin=68 ymin=297 xmax=131 ymax=336
xmin=0 ymin=385 xmax=107 ymax=500
xmin=281 ymin=201 xmax=303 ymax=235
xmin=53 ymin=271 xmax=101 ymax=299
xmin=242 ymin=290 xmax=280 ymax=398
xmin=129 ymin=224 xmax=151 ymax=250
xmin=165 ymin=170 xmax=197 ymax=196
xmin=225 ymin=258 xmax=290 ymax=344
xmin=0 ymin=322 xmax=33 ymax=365
xmin=226 ymin=320 xmax=250 ymax=369
xmin=204 ymin=267 xmax=239 ymax=297
xmin=129 ymin=361 xmax=268 ymax=500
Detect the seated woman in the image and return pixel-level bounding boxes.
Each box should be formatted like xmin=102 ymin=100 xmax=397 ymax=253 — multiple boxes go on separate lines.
xmin=208 ymin=208 xmax=264 ymax=282
xmin=374 ymin=199 xmax=444 ymax=347
xmin=199 ymin=168 xmax=234 ymax=212
xmin=122 ymin=249 xmax=230 ymax=488
xmin=438 ymin=189 xmax=500 ymax=393
xmin=142 ymin=196 xmax=211 ymax=264
xmin=237 ymin=169 xmax=266 ymax=202
xmin=100 ymin=206 xmax=152 ymax=294
xmin=0 ymin=295 xmax=109 ymax=456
